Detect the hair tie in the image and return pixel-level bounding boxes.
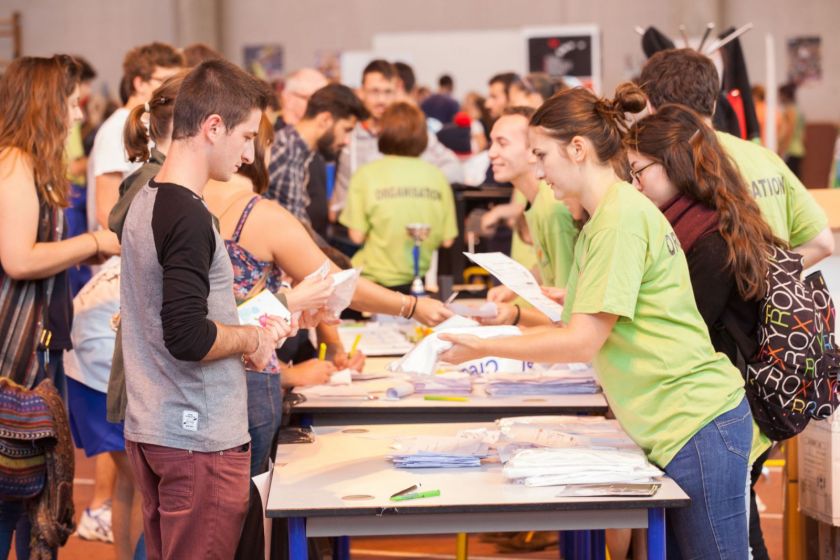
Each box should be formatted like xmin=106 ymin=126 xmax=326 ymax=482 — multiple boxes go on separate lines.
xmin=144 ymin=101 xmax=150 ymax=113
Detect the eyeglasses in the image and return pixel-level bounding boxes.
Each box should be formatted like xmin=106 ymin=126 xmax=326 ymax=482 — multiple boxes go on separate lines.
xmin=629 ymin=161 xmax=657 ymax=183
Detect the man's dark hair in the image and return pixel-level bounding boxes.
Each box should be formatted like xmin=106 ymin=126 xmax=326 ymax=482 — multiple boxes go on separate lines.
xmin=172 ymin=59 xmax=272 ymax=140
xmin=394 ymin=61 xmax=416 ymax=92
xmin=503 ymin=106 xmax=536 ymax=120
xmin=362 ymin=59 xmax=396 ymax=83
xmin=488 ymin=72 xmax=521 ymax=96
xmin=639 ymin=48 xmax=719 ymax=117
xmin=73 ymin=55 xmax=97 ymax=82
xmin=439 ymin=74 xmax=454 ymax=90
xmin=303 ymin=83 xmax=369 ymax=121
xmin=122 ymin=42 xmax=184 ymax=97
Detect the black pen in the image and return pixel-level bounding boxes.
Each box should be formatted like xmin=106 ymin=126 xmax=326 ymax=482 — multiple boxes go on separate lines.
xmin=389 ymin=483 xmax=420 ymax=499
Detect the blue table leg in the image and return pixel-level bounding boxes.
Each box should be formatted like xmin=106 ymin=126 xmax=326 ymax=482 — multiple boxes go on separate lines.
xmin=288 ymin=517 xmax=307 ymax=560
xmin=559 ymin=531 xmax=571 ymax=559
xmin=578 ymin=530 xmax=591 ymax=558
xmin=591 ymin=529 xmax=605 ymax=560
xmin=335 ymin=536 xmax=351 ymax=560
xmin=648 ymin=508 xmax=666 ymax=560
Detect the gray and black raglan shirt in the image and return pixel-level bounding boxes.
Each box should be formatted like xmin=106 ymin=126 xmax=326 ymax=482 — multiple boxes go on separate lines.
xmin=120 ymin=179 xmax=249 ymax=452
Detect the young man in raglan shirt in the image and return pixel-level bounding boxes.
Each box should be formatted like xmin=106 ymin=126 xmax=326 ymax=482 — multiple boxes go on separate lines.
xmin=639 ymin=48 xmax=834 ymax=265
xmin=119 ymin=60 xmax=291 ymax=560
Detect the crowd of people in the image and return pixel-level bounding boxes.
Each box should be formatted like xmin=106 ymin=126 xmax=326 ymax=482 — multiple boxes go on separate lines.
xmin=0 ymin=37 xmax=831 ymax=560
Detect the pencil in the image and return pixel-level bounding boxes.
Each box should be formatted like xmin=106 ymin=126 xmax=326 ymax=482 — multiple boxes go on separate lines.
xmin=318 ymin=342 xmax=327 ymax=361
xmin=350 ymin=334 xmax=362 ymax=357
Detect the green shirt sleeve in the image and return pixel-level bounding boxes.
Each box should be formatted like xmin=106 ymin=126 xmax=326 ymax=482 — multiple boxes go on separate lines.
xmin=571 ymin=227 xmax=646 ymax=321
xmin=338 ymin=167 xmax=369 ymax=234
xmin=780 ymin=154 xmax=828 ymax=247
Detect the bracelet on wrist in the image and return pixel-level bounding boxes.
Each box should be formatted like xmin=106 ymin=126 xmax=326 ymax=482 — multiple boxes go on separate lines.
xmin=407 ymin=295 xmax=418 ymax=319
xmin=512 ymin=304 xmax=521 ymax=326
xmin=398 ymin=293 xmax=408 ymax=318
xmin=86 ymin=232 xmax=100 ymax=258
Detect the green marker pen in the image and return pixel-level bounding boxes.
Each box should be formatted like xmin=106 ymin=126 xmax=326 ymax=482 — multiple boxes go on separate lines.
xmin=390 ymin=489 xmax=441 ymax=502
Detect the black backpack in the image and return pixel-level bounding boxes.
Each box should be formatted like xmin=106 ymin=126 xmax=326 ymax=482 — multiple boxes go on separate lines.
xmin=725 ymin=246 xmax=840 ymax=441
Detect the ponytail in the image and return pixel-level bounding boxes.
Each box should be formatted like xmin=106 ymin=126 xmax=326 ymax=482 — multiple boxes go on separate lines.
xmin=530 ymin=83 xmax=645 ymax=172
xmin=626 ymin=102 xmax=783 ymax=300
xmin=123 ymin=69 xmax=188 ymax=163
xmin=124 ymin=103 xmax=151 ymax=162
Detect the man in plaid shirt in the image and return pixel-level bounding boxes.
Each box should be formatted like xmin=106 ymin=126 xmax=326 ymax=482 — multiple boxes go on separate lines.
xmin=267 ymin=84 xmax=367 ymax=224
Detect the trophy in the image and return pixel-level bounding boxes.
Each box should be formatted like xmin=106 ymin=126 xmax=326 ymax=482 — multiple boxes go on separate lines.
xmin=405 ymin=223 xmax=431 ymax=296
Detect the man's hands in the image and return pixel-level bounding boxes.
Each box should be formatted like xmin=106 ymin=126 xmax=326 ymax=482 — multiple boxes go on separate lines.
xmin=244 ymin=316 xmax=295 ymax=371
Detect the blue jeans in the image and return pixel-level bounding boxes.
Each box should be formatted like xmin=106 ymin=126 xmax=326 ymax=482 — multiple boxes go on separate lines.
xmin=246 ymin=371 xmax=284 ymax=477
xmin=664 ymin=397 xmax=752 ymax=559
xmin=0 ymin=350 xmax=65 ymax=560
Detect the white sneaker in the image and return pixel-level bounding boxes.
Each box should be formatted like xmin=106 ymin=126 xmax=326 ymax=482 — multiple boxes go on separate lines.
xmin=76 ymin=502 xmax=114 ymax=543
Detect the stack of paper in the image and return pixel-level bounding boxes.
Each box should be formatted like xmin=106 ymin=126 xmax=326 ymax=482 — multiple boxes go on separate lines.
xmin=390 ymin=436 xmax=489 ymax=469
xmin=411 ymin=372 xmax=472 ymax=395
xmin=484 ymin=369 xmax=599 ymax=396
xmin=305 ymin=260 xmax=361 ymax=317
xmin=503 ymin=447 xmax=663 ymax=487
xmin=338 ymin=322 xmax=414 ymax=356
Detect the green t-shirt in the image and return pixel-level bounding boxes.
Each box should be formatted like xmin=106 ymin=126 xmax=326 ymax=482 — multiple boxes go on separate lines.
xmin=524 ymin=182 xmax=578 ymax=288
xmin=340 ymin=156 xmax=458 ymax=287
xmin=510 ymin=190 xmax=538 ymax=271
xmin=717 ymin=131 xmax=826 ymax=246
xmin=562 ymin=181 xmax=746 ymax=468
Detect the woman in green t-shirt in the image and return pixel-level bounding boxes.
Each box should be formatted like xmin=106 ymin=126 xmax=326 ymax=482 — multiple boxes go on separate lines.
xmin=339 ymin=102 xmax=458 ymax=292
xmin=440 ymin=86 xmax=753 ymax=558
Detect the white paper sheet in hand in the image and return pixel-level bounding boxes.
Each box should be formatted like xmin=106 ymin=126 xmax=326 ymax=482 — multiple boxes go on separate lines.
xmin=464 ymin=252 xmax=563 ymax=322
xmin=390 ymin=325 xmax=521 ymax=375
xmin=305 ymin=260 xmax=360 ymax=316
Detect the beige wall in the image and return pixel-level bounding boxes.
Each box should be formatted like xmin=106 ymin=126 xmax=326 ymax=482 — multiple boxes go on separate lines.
xmin=3 ymin=0 xmax=177 ymax=97
xmin=4 ymin=0 xmax=838 ymax=122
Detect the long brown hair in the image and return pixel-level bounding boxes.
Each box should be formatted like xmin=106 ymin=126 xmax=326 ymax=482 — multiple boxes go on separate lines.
xmin=625 ymin=99 xmax=782 ymax=300
xmin=0 ymin=55 xmax=81 ymax=207
xmin=236 ymin=113 xmax=274 ymax=194
xmin=530 ymin=84 xmax=646 ymax=177
xmin=124 ymin=70 xmax=188 ymax=162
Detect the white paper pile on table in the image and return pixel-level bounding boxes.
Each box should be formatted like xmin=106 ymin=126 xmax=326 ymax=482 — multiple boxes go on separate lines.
xmin=338 ymin=322 xmax=414 ymax=357
xmin=411 ymin=372 xmax=472 ymax=395
xmin=503 ymin=447 xmax=663 ymax=487
xmin=484 ymin=365 xmax=599 ymax=396
xmin=497 ymin=416 xmax=637 ymax=450
xmin=390 ymin=435 xmax=489 ymax=468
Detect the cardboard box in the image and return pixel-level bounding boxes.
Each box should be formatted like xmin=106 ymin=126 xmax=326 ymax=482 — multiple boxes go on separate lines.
xmin=799 ymin=418 xmax=840 ymax=526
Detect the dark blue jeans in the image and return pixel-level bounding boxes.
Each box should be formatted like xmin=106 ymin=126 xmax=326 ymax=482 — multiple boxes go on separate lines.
xmin=246 ymin=371 xmax=284 ymax=477
xmin=664 ymin=397 xmax=753 ymax=559
xmin=0 ymin=350 xmax=65 ymax=560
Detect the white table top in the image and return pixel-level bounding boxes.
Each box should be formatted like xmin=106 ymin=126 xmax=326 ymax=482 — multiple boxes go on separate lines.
xmin=291 ymin=357 xmax=608 ymax=420
xmin=267 ymin=422 xmax=689 ymax=520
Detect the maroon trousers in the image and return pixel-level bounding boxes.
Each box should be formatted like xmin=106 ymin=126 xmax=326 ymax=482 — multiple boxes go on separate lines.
xmin=126 ymin=440 xmax=251 ymax=560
